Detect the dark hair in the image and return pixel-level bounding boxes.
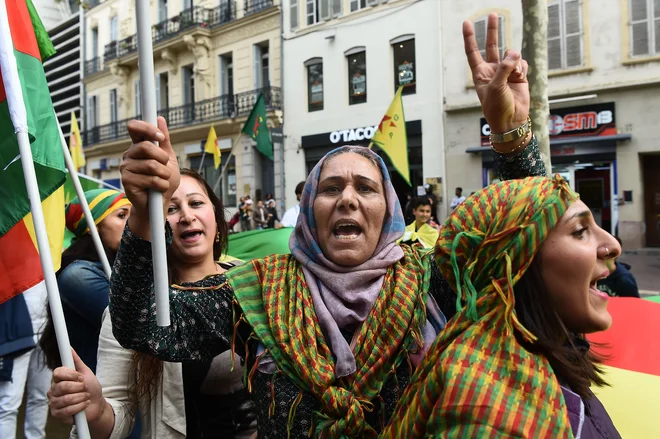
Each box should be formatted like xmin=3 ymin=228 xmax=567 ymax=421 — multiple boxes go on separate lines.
xmin=456 ymin=187 xmax=463 ymax=192
xmin=295 ymin=181 xmax=305 ymax=196
xmin=132 ymin=168 xmax=229 ymax=409
xmin=412 ymin=197 xmax=432 ymax=210
xmin=40 ymin=235 xmax=116 ymax=370
xmin=514 ymin=255 xmax=607 ymax=399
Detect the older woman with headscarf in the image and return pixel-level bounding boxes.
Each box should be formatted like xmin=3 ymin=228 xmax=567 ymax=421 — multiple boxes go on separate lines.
xmin=381 ymin=176 xmax=622 ymax=438
xmin=107 ymin=13 xmax=547 ymax=438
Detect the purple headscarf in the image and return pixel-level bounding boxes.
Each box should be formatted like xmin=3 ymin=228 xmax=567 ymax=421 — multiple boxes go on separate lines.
xmin=289 ymin=146 xmax=407 ymax=377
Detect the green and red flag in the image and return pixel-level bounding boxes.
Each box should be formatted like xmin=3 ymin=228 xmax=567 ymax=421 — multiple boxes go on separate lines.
xmin=587 ymin=297 xmax=660 ymax=437
xmin=0 ymin=0 xmax=66 ymax=304
xmin=241 ymin=93 xmax=273 ymax=160
xmin=226 ymin=227 xmax=292 ymax=262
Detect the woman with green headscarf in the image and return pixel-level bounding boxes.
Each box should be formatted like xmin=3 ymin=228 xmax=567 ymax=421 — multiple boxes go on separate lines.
xmin=381 ymin=176 xmax=622 ymax=438
xmin=40 ymin=189 xmax=131 ymax=373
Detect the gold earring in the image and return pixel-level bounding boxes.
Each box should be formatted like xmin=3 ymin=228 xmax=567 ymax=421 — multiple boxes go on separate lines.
xmin=215 ymin=231 xmax=220 ymax=243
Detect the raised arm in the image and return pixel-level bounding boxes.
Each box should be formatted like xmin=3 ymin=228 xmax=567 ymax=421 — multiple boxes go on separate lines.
xmin=109 ymin=118 xmax=242 ymax=362
xmin=463 ymin=13 xmax=547 ymax=181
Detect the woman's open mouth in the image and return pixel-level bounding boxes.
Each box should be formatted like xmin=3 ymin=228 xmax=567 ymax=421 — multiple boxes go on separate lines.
xmin=589 ymin=281 xmax=609 ymax=300
xmin=180 ymin=229 xmax=203 ymax=243
xmin=333 ymin=221 xmax=362 ymax=240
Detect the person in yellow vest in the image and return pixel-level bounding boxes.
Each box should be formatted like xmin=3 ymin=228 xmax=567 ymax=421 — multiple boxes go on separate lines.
xmin=398 ymin=197 xmax=440 ymax=248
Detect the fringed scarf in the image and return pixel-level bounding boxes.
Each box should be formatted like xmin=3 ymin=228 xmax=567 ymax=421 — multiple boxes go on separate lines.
xmin=380 ymin=175 xmax=579 ymax=438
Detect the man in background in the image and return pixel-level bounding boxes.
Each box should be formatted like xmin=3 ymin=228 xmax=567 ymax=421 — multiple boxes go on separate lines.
xmin=450 ymin=187 xmax=466 ymax=210
xmin=277 ymin=181 xmax=305 ymax=229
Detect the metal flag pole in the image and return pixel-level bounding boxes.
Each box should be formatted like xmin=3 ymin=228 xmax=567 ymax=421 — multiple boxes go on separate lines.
xmin=197 ymin=148 xmax=207 ymax=174
xmin=57 ymin=121 xmax=112 ymax=277
xmin=136 ymin=0 xmax=170 ymax=326
xmin=212 ymin=132 xmax=242 ymax=193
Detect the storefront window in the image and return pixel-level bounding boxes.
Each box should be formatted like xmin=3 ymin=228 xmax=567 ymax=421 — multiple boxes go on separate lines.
xmin=307 ymin=60 xmax=323 ymax=112
xmin=392 ymin=38 xmax=416 ymax=95
xmin=347 ymin=51 xmax=367 ymax=105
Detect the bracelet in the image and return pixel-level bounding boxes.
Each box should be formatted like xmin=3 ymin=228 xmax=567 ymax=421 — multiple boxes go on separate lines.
xmin=489 ymin=116 xmax=532 ymax=144
xmin=491 ymin=130 xmax=532 ymax=155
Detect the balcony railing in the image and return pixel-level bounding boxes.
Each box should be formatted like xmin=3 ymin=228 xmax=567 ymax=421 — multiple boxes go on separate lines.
xmin=244 ymin=0 xmax=273 ymax=16
xmin=104 ymin=41 xmax=119 ymax=62
xmin=208 ymin=1 xmax=237 ymax=27
xmin=83 ymin=86 xmax=281 ymax=147
xmin=152 ymin=7 xmax=209 ymax=44
xmin=84 ymin=57 xmax=102 ymax=76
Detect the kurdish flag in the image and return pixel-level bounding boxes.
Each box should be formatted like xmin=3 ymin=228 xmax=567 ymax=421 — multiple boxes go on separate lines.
xmin=241 ymin=94 xmax=273 ymax=160
xmin=587 ymin=297 xmax=660 ymax=437
xmin=204 ymin=125 xmax=220 ymax=169
xmin=0 ymin=0 xmax=66 ymax=304
xmin=370 ymin=86 xmax=410 ymax=186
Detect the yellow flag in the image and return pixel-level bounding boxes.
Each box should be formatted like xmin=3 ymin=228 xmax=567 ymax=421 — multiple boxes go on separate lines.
xmin=69 ymin=112 xmax=85 ymax=170
xmin=370 ymin=86 xmax=410 ymax=186
xmin=204 ymin=126 xmax=221 ymax=169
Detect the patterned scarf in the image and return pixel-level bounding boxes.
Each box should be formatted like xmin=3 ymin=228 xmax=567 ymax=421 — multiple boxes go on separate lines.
xmin=65 ymin=188 xmax=130 ymax=237
xmin=289 ymin=146 xmax=406 ymax=377
xmin=229 ymin=246 xmax=430 ymax=438
xmin=380 ymin=176 xmax=579 ymax=438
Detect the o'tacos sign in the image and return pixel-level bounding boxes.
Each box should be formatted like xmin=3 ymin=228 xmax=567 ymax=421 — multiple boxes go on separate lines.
xmin=329 ymin=125 xmax=378 ymax=144
xmin=480 ymin=102 xmax=616 ymax=146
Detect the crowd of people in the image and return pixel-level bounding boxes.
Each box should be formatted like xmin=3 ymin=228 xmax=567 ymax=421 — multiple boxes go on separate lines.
xmin=0 ymin=11 xmax=645 ymax=439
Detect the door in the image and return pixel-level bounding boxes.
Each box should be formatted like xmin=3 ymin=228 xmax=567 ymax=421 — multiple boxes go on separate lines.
xmin=576 ymin=177 xmax=605 ymax=228
xmin=643 ymin=155 xmax=660 ymax=247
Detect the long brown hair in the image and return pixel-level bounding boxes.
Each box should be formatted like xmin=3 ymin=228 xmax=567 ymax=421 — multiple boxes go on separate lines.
xmin=130 ymin=168 xmax=229 ymax=407
xmin=514 ymin=255 xmax=607 ymax=399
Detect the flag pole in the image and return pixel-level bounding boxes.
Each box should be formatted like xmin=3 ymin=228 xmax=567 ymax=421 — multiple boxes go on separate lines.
xmin=0 ymin=2 xmax=90 ymax=434
xmin=57 ymin=121 xmax=112 ymax=277
xmin=136 ymin=0 xmax=170 ymax=326
xmin=197 ymin=148 xmax=206 ymax=174
xmin=16 ymin=130 xmax=92 ymax=439
xmin=212 ymin=131 xmax=242 ymax=193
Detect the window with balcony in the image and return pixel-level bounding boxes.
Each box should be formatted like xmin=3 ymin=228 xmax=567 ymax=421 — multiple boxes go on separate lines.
xmin=392 ymin=36 xmax=416 ymax=95
xmin=158 ymin=0 xmax=168 ymax=22
xmin=473 ymin=15 xmax=505 ymax=61
xmin=548 ymin=0 xmax=583 ymax=70
xmin=87 ymin=95 xmax=98 ymax=143
xmin=91 ymin=27 xmax=99 ymax=59
xmin=182 ymin=65 xmax=195 ymax=122
xmin=290 ymin=0 xmax=298 ymax=30
xmin=110 ymin=16 xmax=118 ymax=42
xmin=156 ymin=72 xmax=169 ymax=111
xmin=306 ymin=58 xmax=323 ymax=112
xmin=110 ymin=89 xmax=118 ymax=122
xmin=346 ymin=49 xmax=366 ymax=105
xmin=630 ymin=0 xmax=660 ymax=57
xmin=183 ymin=0 xmax=192 ymax=11
xmin=219 ymin=53 xmax=235 ymax=116
xmin=254 ymin=42 xmax=270 ymax=88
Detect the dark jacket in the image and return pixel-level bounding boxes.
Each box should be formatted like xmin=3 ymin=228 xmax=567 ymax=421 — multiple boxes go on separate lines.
xmin=0 ymin=294 xmax=35 ymax=381
xmin=562 ymin=386 xmax=621 ymax=438
xmin=598 ymin=261 xmax=640 ymax=298
xmin=57 ymin=260 xmax=109 ymax=373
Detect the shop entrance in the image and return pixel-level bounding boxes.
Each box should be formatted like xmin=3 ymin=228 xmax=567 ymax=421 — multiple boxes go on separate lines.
xmin=643 ymin=154 xmax=660 ymax=247
xmin=552 ymin=161 xmax=615 ymax=235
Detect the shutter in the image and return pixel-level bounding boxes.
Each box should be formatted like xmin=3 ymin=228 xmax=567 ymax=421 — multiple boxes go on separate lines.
xmin=110 ymin=90 xmax=116 ymax=122
xmin=290 ymin=0 xmax=298 ymax=30
xmin=367 ymin=0 xmax=378 ymax=6
xmin=473 ymin=18 xmax=486 ymax=59
xmin=320 ymin=0 xmax=331 ymax=20
xmin=564 ymin=0 xmax=582 ymax=67
xmin=350 ymin=0 xmax=358 ymax=11
xmin=331 ymin=0 xmax=341 ymax=16
xmin=630 ymin=0 xmax=650 ymax=55
xmin=253 ymin=46 xmax=262 ymax=88
xmin=547 ymin=4 xmax=562 ymax=69
xmin=306 ymin=0 xmax=316 ymax=25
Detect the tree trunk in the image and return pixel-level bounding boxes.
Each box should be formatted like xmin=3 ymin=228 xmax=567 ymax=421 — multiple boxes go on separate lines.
xmin=521 ymin=0 xmax=552 ymax=175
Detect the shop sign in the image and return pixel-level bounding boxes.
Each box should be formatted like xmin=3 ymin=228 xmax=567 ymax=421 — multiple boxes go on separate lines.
xmin=329 ymin=125 xmax=378 ymax=144
xmin=480 ymin=102 xmax=616 ymax=146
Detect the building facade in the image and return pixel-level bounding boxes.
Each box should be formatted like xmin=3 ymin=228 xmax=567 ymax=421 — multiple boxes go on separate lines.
xmin=441 ymin=0 xmax=660 ymax=248
xmin=280 ymin=0 xmax=447 ymax=219
xmin=44 ymin=10 xmax=83 ymax=140
xmin=82 ymin=0 xmax=282 ymax=210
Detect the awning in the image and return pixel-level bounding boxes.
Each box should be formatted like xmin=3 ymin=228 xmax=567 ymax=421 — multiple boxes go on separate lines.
xmin=466 ymin=133 xmax=633 ymax=154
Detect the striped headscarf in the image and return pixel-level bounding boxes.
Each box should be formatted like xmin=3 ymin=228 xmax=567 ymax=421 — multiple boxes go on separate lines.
xmin=381 ymin=176 xmax=580 ymax=438
xmin=65 ymin=189 xmax=131 ymax=238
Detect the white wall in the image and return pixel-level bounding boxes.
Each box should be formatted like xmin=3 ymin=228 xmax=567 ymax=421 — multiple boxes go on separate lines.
xmin=282 ymin=0 xmax=447 ymax=216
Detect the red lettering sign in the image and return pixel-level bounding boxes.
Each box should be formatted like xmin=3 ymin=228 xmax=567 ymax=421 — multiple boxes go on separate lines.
xmin=563 ymin=112 xmax=597 ymax=131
